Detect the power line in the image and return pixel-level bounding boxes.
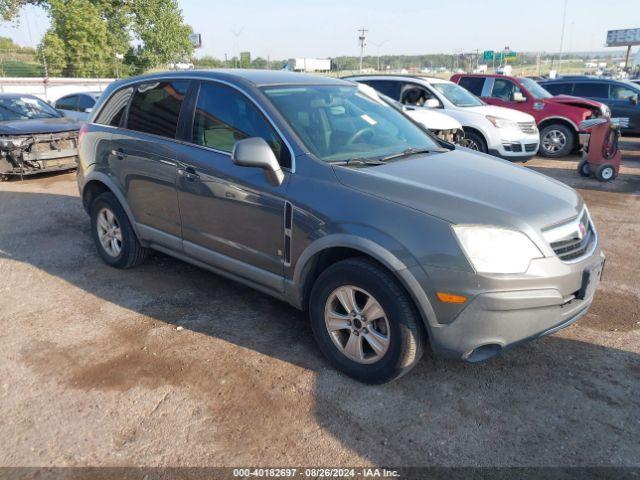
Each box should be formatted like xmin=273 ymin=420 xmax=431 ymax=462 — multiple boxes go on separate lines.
xmin=357 ymin=27 xmax=367 ymax=72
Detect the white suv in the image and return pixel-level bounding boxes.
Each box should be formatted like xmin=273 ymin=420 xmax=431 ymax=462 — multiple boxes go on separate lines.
xmin=348 ymin=75 xmax=540 ymax=161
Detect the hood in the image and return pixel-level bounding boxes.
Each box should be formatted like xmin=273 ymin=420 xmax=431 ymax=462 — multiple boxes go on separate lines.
xmin=545 ymin=94 xmax=604 ymax=109
xmin=333 ymin=148 xmax=582 ymax=234
xmin=463 ymin=104 xmax=535 ymax=122
xmin=405 ymin=109 xmax=462 ymax=130
xmin=0 ymin=117 xmax=80 ymax=135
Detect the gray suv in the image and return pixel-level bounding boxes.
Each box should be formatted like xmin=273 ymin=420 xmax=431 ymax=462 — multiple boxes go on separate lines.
xmin=77 ymin=70 xmax=604 ymax=383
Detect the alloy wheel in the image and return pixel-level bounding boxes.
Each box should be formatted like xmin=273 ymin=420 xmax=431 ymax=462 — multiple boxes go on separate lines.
xmin=542 ymin=129 xmax=567 ymax=153
xmin=324 ymin=285 xmax=390 ymax=364
xmin=96 ymin=207 xmax=123 ymax=257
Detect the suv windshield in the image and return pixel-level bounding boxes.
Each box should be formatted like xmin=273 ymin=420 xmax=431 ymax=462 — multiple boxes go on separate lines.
xmin=430 ymin=82 xmax=483 ymax=107
xmin=0 ymin=96 xmax=61 ymax=121
xmin=517 ymin=77 xmax=553 ymax=99
xmin=263 ymin=85 xmax=439 ymax=162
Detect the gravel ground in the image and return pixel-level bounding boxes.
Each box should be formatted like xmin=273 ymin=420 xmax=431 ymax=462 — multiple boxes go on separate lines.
xmin=0 ymin=145 xmax=639 ymax=468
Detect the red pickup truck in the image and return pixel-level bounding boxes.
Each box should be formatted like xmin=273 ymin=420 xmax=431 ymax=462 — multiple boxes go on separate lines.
xmin=450 ymin=74 xmax=609 ymax=157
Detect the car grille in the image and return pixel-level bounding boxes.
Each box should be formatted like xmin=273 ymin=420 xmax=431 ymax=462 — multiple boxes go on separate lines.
xmin=518 ymin=122 xmax=538 ymax=134
xmin=547 ymin=211 xmax=596 ymax=262
xmin=525 ymin=143 xmax=538 ymax=152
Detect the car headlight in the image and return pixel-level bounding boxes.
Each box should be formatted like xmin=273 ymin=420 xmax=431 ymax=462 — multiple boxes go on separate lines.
xmin=485 ymin=115 xmax=518 ymax=129
xmin=0 ymin=137 xmax=26 ymax=149
xmin=600 ymin=104 xmax=611 ymax=117
xmin=452 ymin=225 xmax=543 ymax=274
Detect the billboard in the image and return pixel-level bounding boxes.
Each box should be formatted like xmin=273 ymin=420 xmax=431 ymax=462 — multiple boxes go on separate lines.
xmin=606 ymin=28 xmax=640 ymax=47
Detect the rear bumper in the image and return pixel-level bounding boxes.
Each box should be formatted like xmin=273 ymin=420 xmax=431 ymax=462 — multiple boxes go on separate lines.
xmin=412 ymin=249 xmax=605 ymax=362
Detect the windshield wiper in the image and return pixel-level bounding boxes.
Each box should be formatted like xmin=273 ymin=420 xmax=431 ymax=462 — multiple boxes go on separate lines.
xmin=380 ymin=147 xmax=438 ymax=162
xmin=332 ymin=157 xmax=385 ymax=167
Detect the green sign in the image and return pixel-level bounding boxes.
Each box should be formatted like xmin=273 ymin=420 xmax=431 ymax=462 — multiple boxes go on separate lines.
xmin=483 ymin=50 xmax=517 ymax=62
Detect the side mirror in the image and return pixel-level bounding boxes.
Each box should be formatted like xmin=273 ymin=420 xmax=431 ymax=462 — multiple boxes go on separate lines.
xmin=513 ymin=92 xmax=527 ymax=102
xmin=57 ymin=109 xmax=66 ymax=117
xmin=231 ymin=137 xmax=284 ymax=186
xmin=425 ymin=98 xmax=440 ymax=108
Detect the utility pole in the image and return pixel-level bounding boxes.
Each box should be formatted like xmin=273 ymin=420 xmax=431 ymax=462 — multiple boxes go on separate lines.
xmin=230 ymin=27 xmax=244 ymax=68
xmin=556 ymin=0 xmax=568 ymax=73
xmin=358 ymin=27 xmax=368 ymax=72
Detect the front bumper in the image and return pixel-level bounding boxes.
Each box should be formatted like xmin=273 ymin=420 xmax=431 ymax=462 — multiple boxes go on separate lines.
xmin=413 ymin=248 xmax=605 ymax=362
xmin=488 ymin=129 xmax=540 ymax=160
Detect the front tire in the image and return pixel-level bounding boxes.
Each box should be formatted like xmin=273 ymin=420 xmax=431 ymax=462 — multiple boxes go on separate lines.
xmin=309 ymin=258 xmax=425 ymax=384
xmin=90 ymin=192 xmax=148 ymax=269
xmin=540 ymin=124 xmax=574 ymax=158
xmin=459 ymin=131 xmax=487 ymax=153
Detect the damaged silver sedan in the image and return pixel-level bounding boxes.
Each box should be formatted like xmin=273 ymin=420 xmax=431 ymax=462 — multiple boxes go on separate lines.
xmin=0 ymin=94 xmax=80 ymax=180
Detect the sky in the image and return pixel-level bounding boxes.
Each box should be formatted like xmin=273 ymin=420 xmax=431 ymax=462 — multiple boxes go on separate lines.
xmin=1 ymin=0 xmax=639 ymax=59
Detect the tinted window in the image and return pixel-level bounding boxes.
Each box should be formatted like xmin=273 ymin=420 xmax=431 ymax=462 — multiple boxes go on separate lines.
xmin=78 ymin=94 xmax=95 ymax=111
xmin=490 ymin=78 xmax=521 ymax=101
xmin=95 ymin=87 xmax=133 ymax=127
xmin=56 ymin=95 xmax=78 ymax=111
xmin=360 ymin=80 xmax=401 ymax=100
xmin=192 ymin=82 xmax=291 ymax=168
xmin=127 ymin=80 xmax=189 ymax=138
xmin=458 ymin=77 xmax=485 ymax=96
xmin=573 ymin=82 xmax=609 ymax=98
xmin=543 ymin=82 xmax=572 ymax=95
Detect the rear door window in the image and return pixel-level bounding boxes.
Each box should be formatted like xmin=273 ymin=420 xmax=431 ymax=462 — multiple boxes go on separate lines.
xmin=543 ymin=83 xmax=572 ymax=95
xmin=573 ymin=82 xmax=609 ymax=98
xmin=126 ymin=80 xmax=189 ymax=138
xmin=56 ymin=95 xmax=78 ymax=111
xmin=95 ymin=87 xmax=133 ymax=127
xmin=458 ymin=77 xmax=485 ymax=96
xmin=360 ymin=80 xmax=402 ymax=101
xmin=191 ymin=81 xmax=291 ymax=168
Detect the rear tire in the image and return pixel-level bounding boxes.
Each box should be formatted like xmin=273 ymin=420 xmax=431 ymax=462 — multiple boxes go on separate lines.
xmin=577 ymin=159 xmax=591 ymax=177
xmin=595 ymin=163 xmax=616 ymax=182
xmin=540 ymin=124 xmax=574 ymax=158
xmin=309 ymin=258 xmax=425 ymax=384
xmin=90 ymin=192 xmax=148 ymax=269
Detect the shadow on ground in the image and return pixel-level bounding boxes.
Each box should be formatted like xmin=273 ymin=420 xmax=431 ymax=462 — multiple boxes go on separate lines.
xmin=1 ymin=189 xmax=639 ymax=467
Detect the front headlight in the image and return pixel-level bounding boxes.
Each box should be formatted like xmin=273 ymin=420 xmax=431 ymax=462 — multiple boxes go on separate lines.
xmin=452 ymin=225 xmax=543 ymax=274
xmin=485 ymin=115 xmax=518 ymax=129
xmin=600 ymin=104 xmax=611 ymax=117
xmin=0 ymin=137 xmax=26 ymax=149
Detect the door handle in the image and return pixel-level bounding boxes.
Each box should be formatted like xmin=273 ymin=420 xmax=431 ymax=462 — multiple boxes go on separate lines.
xmin=178 ymin=166 xmax=200 ymax=181
xmin=111 ymin=148 xmax=125 ymax=160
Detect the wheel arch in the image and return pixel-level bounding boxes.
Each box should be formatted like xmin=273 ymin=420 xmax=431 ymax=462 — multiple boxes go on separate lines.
xmin=81 ymin=172 xmax=143 ymax=243
xmin=289 ymin=235 xmax=437 ymax=336
xmin=460 ymin=126 xmax=488 ymax=149
xmin=538 ymin=116 xmax=579 ymax=133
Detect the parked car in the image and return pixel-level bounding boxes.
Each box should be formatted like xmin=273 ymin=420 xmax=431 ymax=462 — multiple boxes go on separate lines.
xmin=539 ymin=77 xmax=640 ymax=135
xmin=0 ymin=93 xmax=80 ymax=180
xmin=78 ymin=70 xmax=604 ymax=383
xmin=372 ymin=89 xmax=464 ymax=144
xmin=347 ymin=75 xmax=540 ymax=161
xmin=450 ymin=74 xmax=609 ymax=157
xmin=54 ymin=92 xmax=101 ymax=121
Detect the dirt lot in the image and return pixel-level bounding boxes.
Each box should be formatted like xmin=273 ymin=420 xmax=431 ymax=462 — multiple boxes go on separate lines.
xmin=1 ymin=143 xmax=639 ymax=468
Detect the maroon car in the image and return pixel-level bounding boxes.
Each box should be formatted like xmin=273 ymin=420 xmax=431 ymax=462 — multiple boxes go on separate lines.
xmin=450 ymin=74 xmax=609 ymax=157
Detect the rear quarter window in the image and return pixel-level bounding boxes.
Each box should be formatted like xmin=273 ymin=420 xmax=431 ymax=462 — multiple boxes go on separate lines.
xmin=457 ymin=77 xmax=485 ymax=96
xmin=94 ymin=87 xmax=133 ymax=127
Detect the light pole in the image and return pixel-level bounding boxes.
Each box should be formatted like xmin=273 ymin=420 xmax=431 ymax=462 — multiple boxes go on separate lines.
xmin=556 ymin=0 xmax=568 ymax=73
xmin=371 ymin=40 xmax=387 ymax=72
